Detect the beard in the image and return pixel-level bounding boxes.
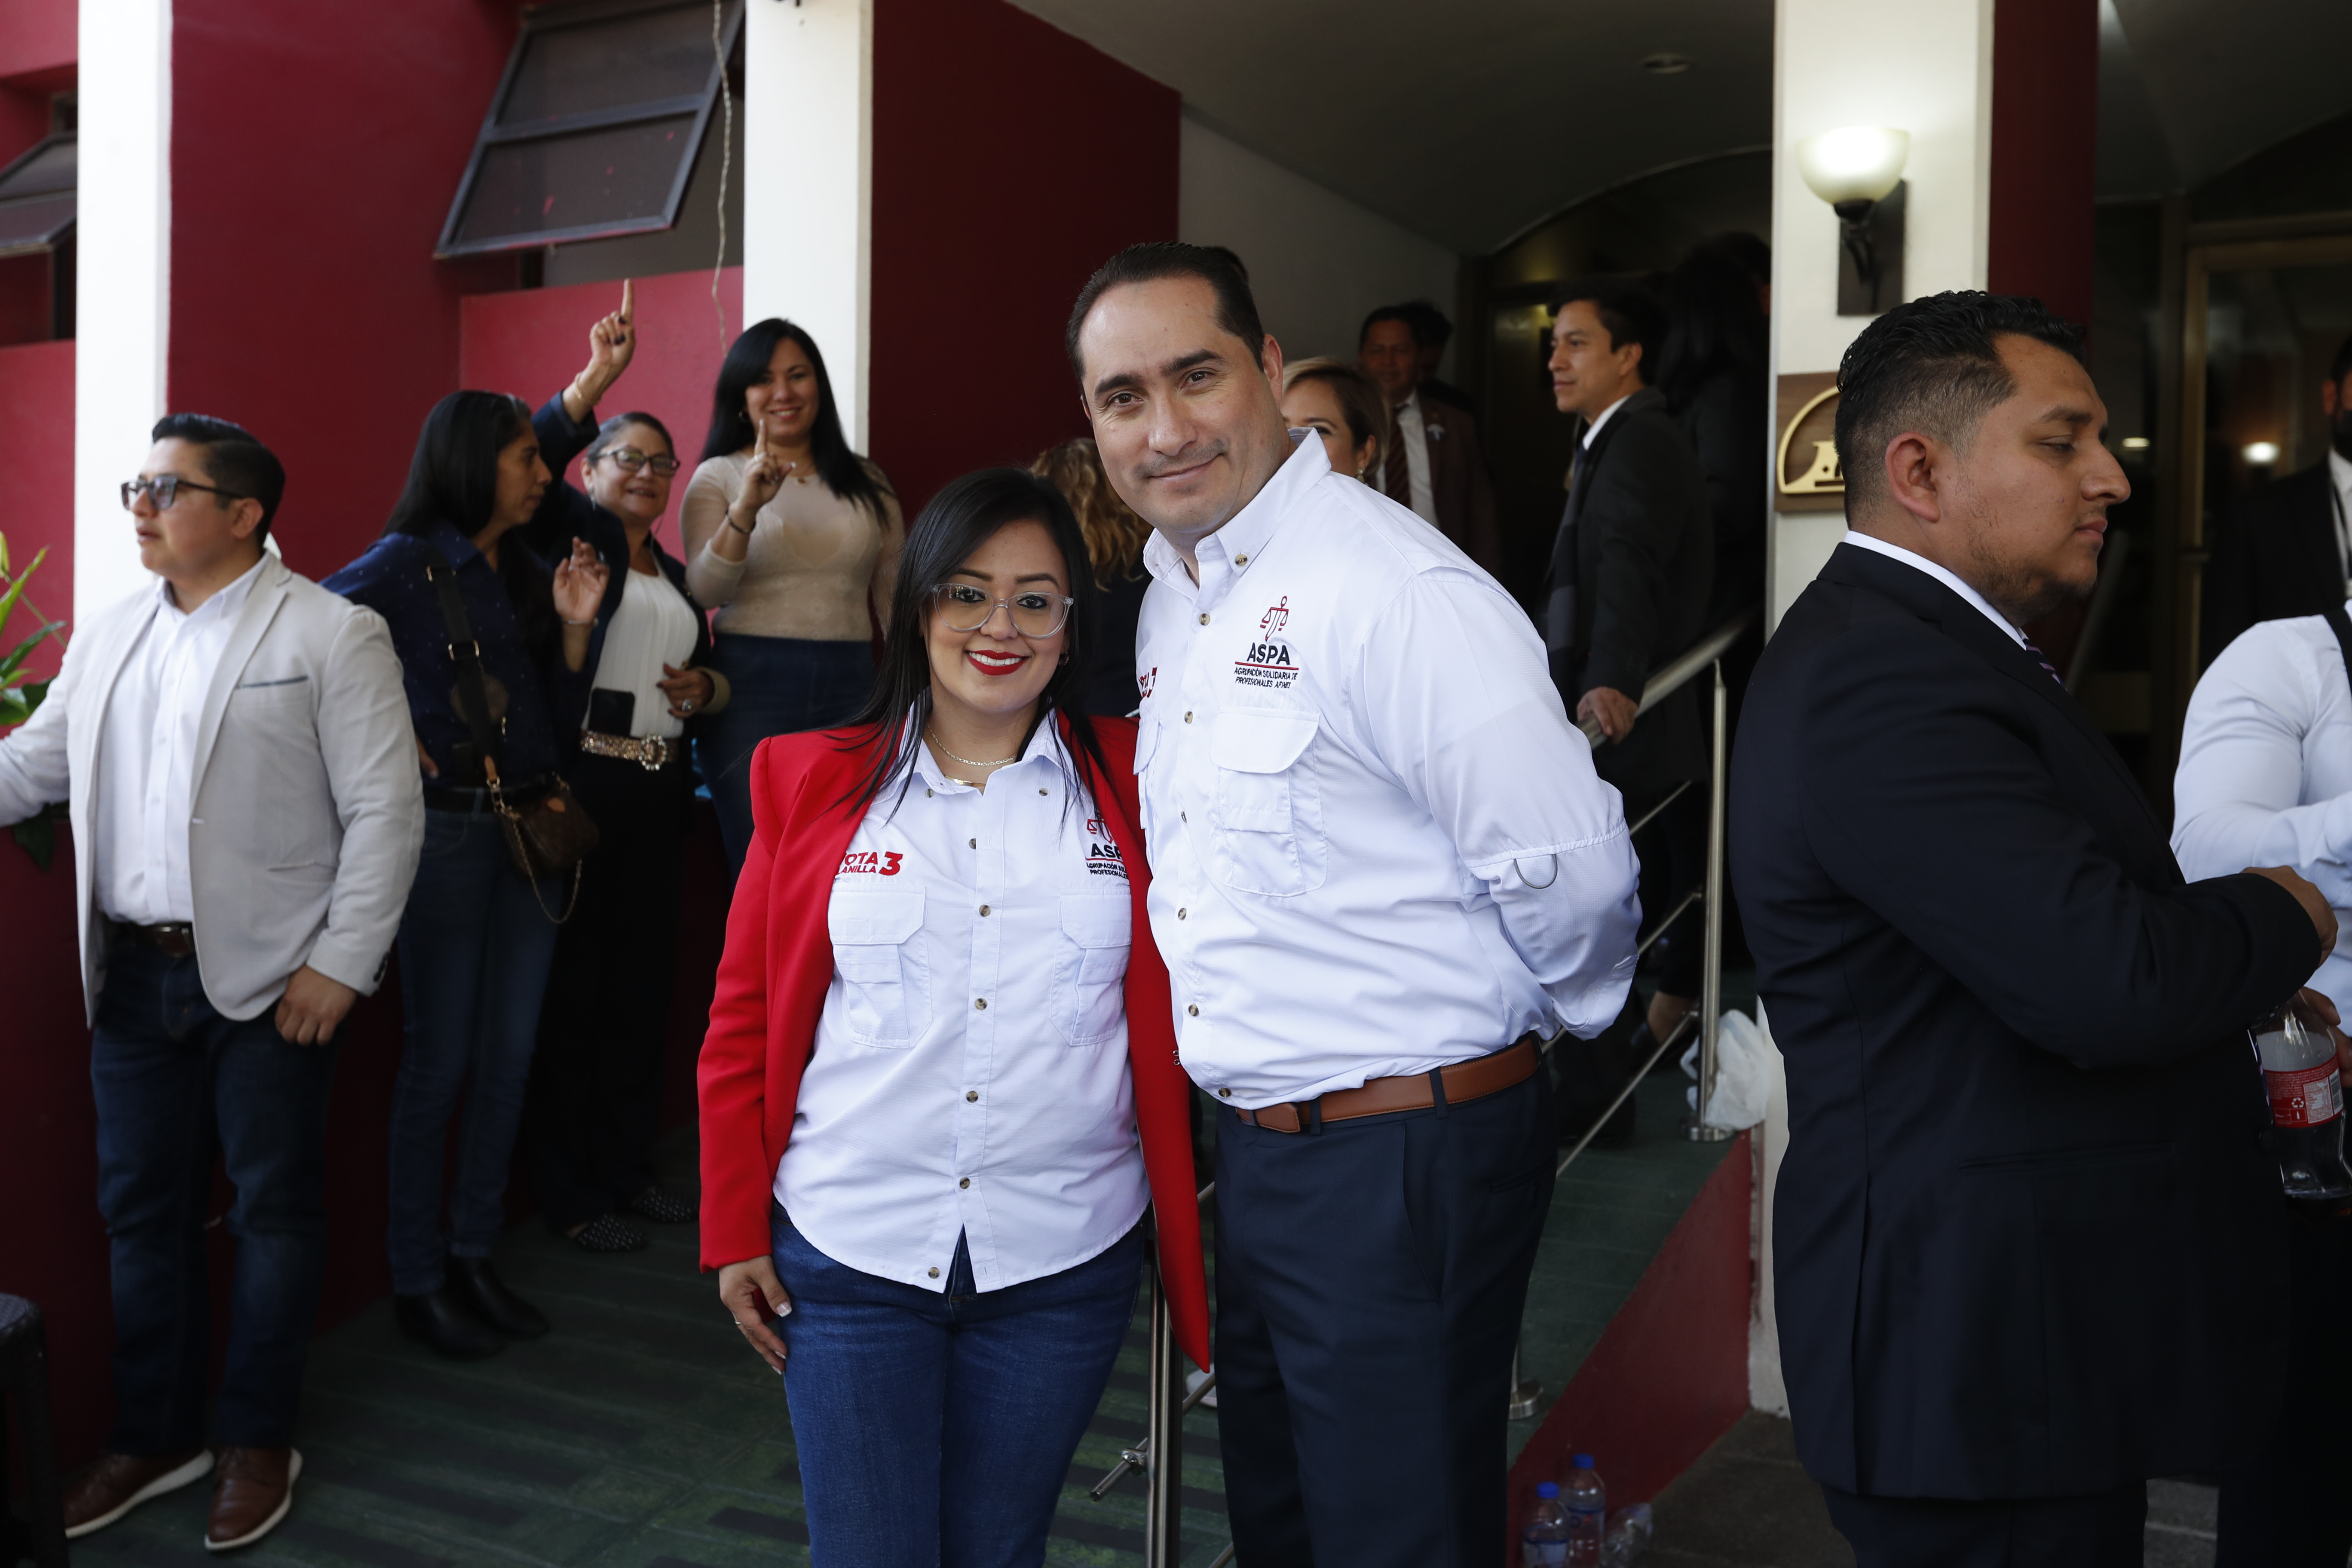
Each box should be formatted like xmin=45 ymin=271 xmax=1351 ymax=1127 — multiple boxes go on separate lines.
xmin=1963 ymin=516 xmax=2103 ymax=627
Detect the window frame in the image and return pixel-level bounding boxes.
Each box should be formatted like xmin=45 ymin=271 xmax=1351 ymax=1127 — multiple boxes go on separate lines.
xmin=0 ymin=132 xmax=77 ymax=261
xmin=435 ymin=0 xmax=743 ymax=260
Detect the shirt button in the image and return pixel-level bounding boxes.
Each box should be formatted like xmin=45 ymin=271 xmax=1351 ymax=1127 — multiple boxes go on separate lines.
xmin=1235 ymin=553 xmax=1248 ymax=567
xmin=1218 ymin=1087 xmax=1232 ymax=1098
xmin=1183 ymin=711 xmax=1193 ymax=723
xmin=1181 ymin=811 xmax=1188 ymax=823
xmin=959 ymin=1177 xmax=971 ymax=1189
xmin=926 ymin=788 xmax=934 ymax=798
xmin=974 ymin=998 xmax=988 ymax=1011
xmin=1187 ymin=1004 xmax=1200 ymax=1017
xmin=1198 ymin=612 xmax=1210 ymax=625
xmin=928 ymin=1267 xmax=941 ymax=1279
xmin=969 ymin=838 xmax=977 ymax=848
xmin=979 ymin=904 xmax=991 ymax=916
xmin=1177 ymin=908 xmax=1187 ymax=919
xmin=966 ymin=1090 xmax=979 ymax=1102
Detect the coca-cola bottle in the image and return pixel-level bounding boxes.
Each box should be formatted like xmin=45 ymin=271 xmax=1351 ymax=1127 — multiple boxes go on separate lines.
xmin=2249 ymin=1001 xmax=2352 ymax=1201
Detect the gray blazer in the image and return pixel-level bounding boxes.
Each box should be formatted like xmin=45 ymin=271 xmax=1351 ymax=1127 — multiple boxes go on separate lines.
xmin=0 ymin=553 xmax=424 ymax=1023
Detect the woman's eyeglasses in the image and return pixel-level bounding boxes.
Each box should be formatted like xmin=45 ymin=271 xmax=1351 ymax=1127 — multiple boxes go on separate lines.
xmin=120 ymin=475 xmax=246 ymax=511
xmin=596 ymin=448 xmax=680 ymax=475
xmin=929 ymin=583 xmax=1074 ymax=638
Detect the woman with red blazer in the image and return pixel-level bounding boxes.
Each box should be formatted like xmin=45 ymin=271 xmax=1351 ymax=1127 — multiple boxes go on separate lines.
xmin=698 ymin=468 xmax=1207 ymax=1566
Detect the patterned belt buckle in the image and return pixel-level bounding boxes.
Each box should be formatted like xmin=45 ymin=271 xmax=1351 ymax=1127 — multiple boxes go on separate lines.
xmin=638 ymin=737 xmax=668 ymax=772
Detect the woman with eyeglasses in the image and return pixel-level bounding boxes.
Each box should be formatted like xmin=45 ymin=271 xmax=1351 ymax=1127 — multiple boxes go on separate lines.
xmin=515 ymin=286 xmax=726 ymax=1254
xmin=682 ymin=318 xmax=904 ymax=878
xmin=698 ymin=467 xmax=1207 ymax=1567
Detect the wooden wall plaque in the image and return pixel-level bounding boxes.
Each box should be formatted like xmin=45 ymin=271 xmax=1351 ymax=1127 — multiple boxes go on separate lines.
xmin=1775 ymin=371 xmax=1844 ymax=514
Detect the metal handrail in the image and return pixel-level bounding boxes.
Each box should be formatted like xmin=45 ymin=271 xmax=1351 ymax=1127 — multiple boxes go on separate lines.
xmin=1575 ymin=605 xmax=1762 ymax=749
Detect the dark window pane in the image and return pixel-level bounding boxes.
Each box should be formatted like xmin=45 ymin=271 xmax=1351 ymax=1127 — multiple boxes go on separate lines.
xmin=451 ymin=115 xmax=697 ymax=246
xmin=501 ymin=5 xmax=712 ymax=124
xmin=0 ymin=193 xmax=75 ymax=257
xmin=0 ymin=138 xmax=74 ymax=199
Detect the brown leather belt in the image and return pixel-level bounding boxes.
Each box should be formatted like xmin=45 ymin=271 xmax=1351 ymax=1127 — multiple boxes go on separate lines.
xmin=116 ymin=921 xmax=196 ymax=957
xmin=1233 ymin=1035 xmax=1541 ymax=1133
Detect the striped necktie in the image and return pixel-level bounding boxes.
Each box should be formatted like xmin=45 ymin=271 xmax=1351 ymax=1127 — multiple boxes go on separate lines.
xmin=1383 ymin=410 xmax=1411 ymax=501
xmin=2023 ymin=638 xmax=2064 ymax=685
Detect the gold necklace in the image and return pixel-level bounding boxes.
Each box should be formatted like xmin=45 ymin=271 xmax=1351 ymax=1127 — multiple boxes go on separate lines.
xmin=926 ymin=729 xmax=1020 ymax=769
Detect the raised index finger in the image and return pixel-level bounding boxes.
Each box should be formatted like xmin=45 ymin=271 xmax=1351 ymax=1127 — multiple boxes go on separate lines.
xmin=620 ymin=278 xmax=634 ymax=323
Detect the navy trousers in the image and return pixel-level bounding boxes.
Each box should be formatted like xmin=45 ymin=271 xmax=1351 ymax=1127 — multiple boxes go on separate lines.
xmin=1213 ymin=1065 xmax=1556 ymax=1567
xmin=1820 ymin=1482 xmax=2147 ymax=1568
xmin=90 ymin=937 xmax=338 ymax=1452
xmin=2214 ymin=1208 xmax=2352 ymax=1567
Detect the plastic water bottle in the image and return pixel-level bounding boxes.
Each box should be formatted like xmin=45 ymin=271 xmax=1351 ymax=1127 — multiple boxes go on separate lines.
xmin=1563 ymin=1454 xmax=1607 ymax=1565
xmin=2251 ymin=1001 xmax=2352 ymax=1201
xmin=1521 ymin=1480 xmax=1571 ymax=1567
xmin=1602 ymin=1502 xmax=1654 ymax=1566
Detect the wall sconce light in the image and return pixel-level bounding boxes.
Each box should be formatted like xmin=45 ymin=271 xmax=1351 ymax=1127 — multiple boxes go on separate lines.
xmin=1795 ymin=126 xmax=1909 ymax=316
xmin=2243 ymin=440 xmax=2281 ymax=466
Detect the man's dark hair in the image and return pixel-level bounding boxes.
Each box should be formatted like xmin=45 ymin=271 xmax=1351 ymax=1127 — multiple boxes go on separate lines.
xmin=1549 ymin=276 xmax=1669 ymax=381
xmin=1834 ymin=291 xmax=2087 ymax=520
xmin=1398 ymin=299 xmax=1453 ymax=350
xmin=150 ymin=413 xmax=285 ymax=542
xmin=1360 ymin=303 xmax=1442 ymax=351
xmin=1066 ymin=242 xmax=1265 ymax=383
xmin=2329 ymin=332 xmax=2352 ymax=388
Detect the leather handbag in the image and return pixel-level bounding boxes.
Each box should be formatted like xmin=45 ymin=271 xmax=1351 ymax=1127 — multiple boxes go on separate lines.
xmin=423 ymin=548 xmax=599 ymax=920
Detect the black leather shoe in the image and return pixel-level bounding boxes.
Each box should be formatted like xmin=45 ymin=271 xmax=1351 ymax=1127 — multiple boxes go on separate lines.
xmin=447 ymin=1258 xmax=548 ymax=1339
xmin=395 ymin=1289 xmax=502 ymax=1360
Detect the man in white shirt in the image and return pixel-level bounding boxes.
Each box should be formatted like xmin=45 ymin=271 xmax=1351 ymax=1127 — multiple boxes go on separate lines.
xmin=1067 ymin=242 xmax=1641 ymax=1565
xmin=0 ymin=416 xmax=423 ymax=1552
xmin=2174 ymin=601 xmax=2352 ymax=1568
xmin=1359 ymin=305 xmax=1503 ymax=577
xmin=2205 ymin=334 xmax=2352 ymax=659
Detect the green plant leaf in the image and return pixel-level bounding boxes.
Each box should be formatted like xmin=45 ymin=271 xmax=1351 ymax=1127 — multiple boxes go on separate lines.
xmin=10 ymin=802 xmax=62 ymax=871
xmin=0 ymin=619 xmax=64 ymax=683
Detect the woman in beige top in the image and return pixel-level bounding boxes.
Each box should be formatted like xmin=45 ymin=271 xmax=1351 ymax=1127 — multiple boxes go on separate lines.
xmin=682 ymin=318 xmax=905 ymax=871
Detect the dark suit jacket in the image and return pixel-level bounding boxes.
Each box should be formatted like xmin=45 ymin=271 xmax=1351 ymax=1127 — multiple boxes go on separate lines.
xmin=1678 ymin=367 xmax=1767 ymax=626
xmin=1392 ymin=392 xmax=1502 ymax=576
xmin=1730 ymin=542 xmax=2310 ymax=1499
xmin=1545 ymin=387 xmax=1713 ymax=796
xmin=2204 ymin=462 xmax=2341 ymax=661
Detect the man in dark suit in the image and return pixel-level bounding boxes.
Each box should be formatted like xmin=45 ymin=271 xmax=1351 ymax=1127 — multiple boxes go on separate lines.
xmin=1359 ymin=305 xmax=1502 ymax=575
xmin=1544 ymin=276 xmax=1713 ymax=1102
xmin=2205 ymin=334 xmax=2352 ymax=662
xmin=1397 ymin=298 xmax=1476 ymax=416
xmin=1732 ymin=290 xmax=2337 ymax=1565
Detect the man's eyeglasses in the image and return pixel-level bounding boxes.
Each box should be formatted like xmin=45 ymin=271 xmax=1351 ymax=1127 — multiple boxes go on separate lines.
xmin=594 ymin=447 xmax=681 ymax=476
xmin=929 ymin=583 xmax=1075 ymax=638
xmin=120 ymin=475 xmax=246 ymax=511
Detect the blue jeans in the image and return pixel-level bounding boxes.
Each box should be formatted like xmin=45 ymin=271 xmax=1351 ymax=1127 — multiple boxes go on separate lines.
xmin=386 ymin=808 xmax=560 ymax=1296
xmin=770 ymin=1208 xmax=1145 ymax=1567
xmin=697 ymin=633 xmax=873 ymax=875
xmin=90 ymin=937 xmax=338 ymax=1451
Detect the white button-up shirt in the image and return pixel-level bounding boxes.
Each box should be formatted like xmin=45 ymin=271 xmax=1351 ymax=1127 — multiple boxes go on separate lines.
xmin=2328 ymin=450 xmax=2352 ymax=594
xmin=2173 ymin=603 xmax=2352 ymax=1017
xmin=96 ymin=559 xmax=266 ymax=926
xmin=1134 ymin=436 xmax=1641 ymax=1109
xmin=775 ymin=717 xmax=1151 ymax=1292
xmin=1393 ymin=391 xmax=1438 ymax=527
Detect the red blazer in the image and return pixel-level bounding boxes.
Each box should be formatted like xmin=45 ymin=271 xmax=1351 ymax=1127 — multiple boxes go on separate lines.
xmin=697 ymin=711 xmax=1209 ymax=1370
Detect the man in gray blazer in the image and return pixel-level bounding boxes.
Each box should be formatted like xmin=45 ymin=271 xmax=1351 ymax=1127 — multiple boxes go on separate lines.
xmin=0 ymin=415 xmax=423 ymax=1552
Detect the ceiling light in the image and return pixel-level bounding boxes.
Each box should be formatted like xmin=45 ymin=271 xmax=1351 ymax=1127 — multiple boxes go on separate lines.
xmin=1795 ymin=127 xmax=1911 ymax=315
xmin=2244 ymin=441 xmax=2280 ymax=465
xmin=2121 ymin=436 xmax=2151 ymax=449
xmin=1642 ymin=53 xmax=1691 ymax=74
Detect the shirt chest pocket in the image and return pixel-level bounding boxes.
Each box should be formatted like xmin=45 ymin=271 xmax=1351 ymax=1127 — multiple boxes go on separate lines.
xmin=1054 ymin=893 xmax=1132 ymax=1047
xmin=828 ymin=890 xmax=929 ymax=1047
xmin=1209 ymin=707 xmax=1326 ymax=897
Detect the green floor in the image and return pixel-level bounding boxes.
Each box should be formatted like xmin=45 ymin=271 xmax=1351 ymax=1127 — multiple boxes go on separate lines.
xmin=71 ymin=1060 xmax=1738 ymax=1568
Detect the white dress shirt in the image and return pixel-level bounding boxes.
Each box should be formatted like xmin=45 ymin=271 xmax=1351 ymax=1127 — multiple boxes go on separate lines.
xmin=1134 ymin=435 xmax=1642 ymax=1109
xmin=2327 ymin=450 xmax=2352 ymax=594
xmin=96 ymin=558 xmax=267 ymax=925
xmin=2173 ymin=603 xmax=2352 ymax=1017
xmin=1841 ymin=530 xmax=2027 ymax=648
xmin=1581 ymin=393 xmax=1632 ymax=452
xmin=1393 ymin=391 xmax=1438 ymax=527
xmin=776 ymin=716 xmax=1150 ymax=1292
xmin=586 ymin=567 xmax=699 ymax=739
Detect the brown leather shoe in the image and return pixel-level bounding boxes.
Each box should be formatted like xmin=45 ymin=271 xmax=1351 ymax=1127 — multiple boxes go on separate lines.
xmin=62 ymin=1448 xmax=214 ymax=1537
xmin=205 ymin=1446 xmax=301 ymax=1552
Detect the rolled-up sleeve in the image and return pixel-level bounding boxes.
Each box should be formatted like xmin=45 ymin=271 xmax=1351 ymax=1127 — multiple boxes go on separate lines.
xmin=1351 ymin=567 xmax=1642 ymax=1037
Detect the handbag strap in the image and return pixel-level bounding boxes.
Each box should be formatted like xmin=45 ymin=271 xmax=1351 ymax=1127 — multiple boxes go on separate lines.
xmin=422 ymin=545 xmax=502 ymax=784
xmin=2324 ymin=603 xmax=2352 ymax=698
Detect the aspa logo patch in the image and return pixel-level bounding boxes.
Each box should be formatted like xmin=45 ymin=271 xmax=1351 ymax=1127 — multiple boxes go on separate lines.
xmin=1235 ymin=598 xmax=1298 ymax=691
xmin=839 ymin=850 xmax=903 ymax=876
xmin=1085 ymin=818 xmax=1129 ymax=880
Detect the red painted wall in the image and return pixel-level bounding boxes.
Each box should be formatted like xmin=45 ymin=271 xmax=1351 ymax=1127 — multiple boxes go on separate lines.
xmin=0 ymin=0 xmax=74 ymax=81
xmin=459 ymin=266 xmax=744 ymax=529
xmin=165 ymin=0 xmax=521 ymax=585
xmin=0 ymin=340 xmax=73 ymax=680
xmin=868 ymin=0 xmax=1180 ymax=520
xmin=1987 ymin=0 xmax=2098 ymax=328
xmin=1507 ymin=1135 xmax=1755 ymax=1561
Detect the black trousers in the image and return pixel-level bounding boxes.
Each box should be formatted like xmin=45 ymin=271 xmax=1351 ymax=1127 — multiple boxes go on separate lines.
xmin=1820 ymin=1482 xmax=2146 ymax=1568
xmin=2215 ymin=1208 xmax=2352 ymax=1568
xmin=525 ymin=753 xmax=693 ymax=1232
xmin=1213 ymin=1066 xmax=1555 ymax=1567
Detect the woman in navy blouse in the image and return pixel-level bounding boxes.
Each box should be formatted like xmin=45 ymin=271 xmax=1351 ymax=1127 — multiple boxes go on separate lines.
xmin=326 ymin=370 xmax=609 ymax=1361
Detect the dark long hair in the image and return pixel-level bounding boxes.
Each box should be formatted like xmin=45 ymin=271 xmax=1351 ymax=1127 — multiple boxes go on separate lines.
xmin=1655 ymin=235 xmax=1770 ymax=409
xmin=838 ymin=467 xmax=1109 ymax=816
xmin=383 ymin=390 xmax=558 ymax=656
xmin=699 ymin=318 xmax=888 ymax=519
